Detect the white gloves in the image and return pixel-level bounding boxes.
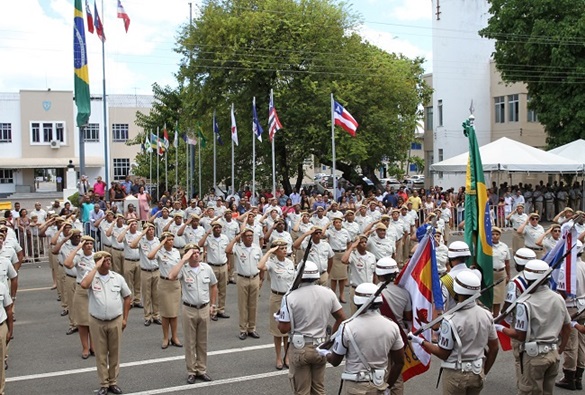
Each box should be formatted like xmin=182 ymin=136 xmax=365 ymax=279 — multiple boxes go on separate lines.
xmin=571 ymin=321 xmax=579 ymax=328
xmin=273 ymin=312 xmax=280 ymax=322
xmin=408 ymin=332 xmax=424 ymax=345
xmin=494 ymin=324 xmax=505 ymax=333
xmin=316 ymin=346 xmax=331 ymax=357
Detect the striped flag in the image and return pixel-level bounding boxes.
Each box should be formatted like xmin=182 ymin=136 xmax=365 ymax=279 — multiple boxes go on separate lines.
xmin=162 ymin=124 xmax=170 ymax=149
xmin=117 ymin=0 xmax=130 ymax=33
xmin=74 ymin=0 xmax=91 ymax=127
xmin=183 ymin=134 xmax=197 ymax=146
xmin=333 ymin=100 xmax=358 ymax=137
xmin=268 ymin=94 xmax=282 ymax=142
xmin=252 ymin=98 xmax=263 ymax=142
xmin=85 ymin=0 xmax=94 ymax=34
xmin=231 ymin=104 xmax=238 ymax=146
xmin=94 ymin=0 xmax=105 ymax=42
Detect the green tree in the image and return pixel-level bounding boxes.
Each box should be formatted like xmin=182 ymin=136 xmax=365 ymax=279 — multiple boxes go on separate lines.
xmin=480 ymin=0 xmax=585 ymax=147
xmin=410 ymin=156 xmax=425 ymax=174
xmin=132 ymin=0 xmax=430 ymax=195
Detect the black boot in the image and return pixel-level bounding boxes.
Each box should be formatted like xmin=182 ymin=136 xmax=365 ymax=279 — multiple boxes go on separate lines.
xmin=576 ymin=367 xmax=584 ymax=390
xmin=556 ymin=369 xmax=576 ymax=390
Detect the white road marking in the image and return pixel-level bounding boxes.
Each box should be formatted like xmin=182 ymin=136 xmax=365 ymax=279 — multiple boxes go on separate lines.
xmin=7 ymin=343 xmax=273 ymax=383
xmin=17 ymin=286 xmax=53 ymax=292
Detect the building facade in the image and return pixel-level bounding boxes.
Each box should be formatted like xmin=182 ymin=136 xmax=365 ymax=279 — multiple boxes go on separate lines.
xmin=0 ymin=90 xmax=152 ymax=195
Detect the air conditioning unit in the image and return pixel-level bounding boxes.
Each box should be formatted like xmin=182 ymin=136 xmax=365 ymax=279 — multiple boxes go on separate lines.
xmin=50 ymin=140 xmax=60 ymax=149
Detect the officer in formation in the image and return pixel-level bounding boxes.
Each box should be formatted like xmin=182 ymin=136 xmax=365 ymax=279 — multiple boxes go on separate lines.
xmin=322 ymin=282 xmax=405 ymax=395
xmin=507 ymin=203 xmax=528 ymax=254
xmin=278 ymin=261 xmax=346 ymax=395
xmin=491 ymin=226 xmax=510 ymax=317
xmin=341 ymin=234 xmax=377 ymax=315
xmin=168 ymin=243 xmax=217 ymax=384
xmin=0 ymin=269 xmax=13 ymax=395
xmin=412 ymin=269 xmax=499 ymax=394
xmin=517 ymin=212 xmax=545 ymax=259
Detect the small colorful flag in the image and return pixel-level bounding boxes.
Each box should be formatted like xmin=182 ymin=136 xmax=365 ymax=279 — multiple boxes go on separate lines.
xmin=333 ymin=100 xmax=358 ymax=137
xmin=197 ymin=127 xmax=207 ymax=149
xmin=252 ymin=98 xmax=263 ymax=142
xmin=74 ymin=0 xmax=91 ymax=127
xmin=231 ymin=104 xmax=238 ymax=146
xmin=85 ymin=0 xmax=94 ymax=34
xmin=94 ymin=0 xmax=105 ymax=42
xmin=144 ymin=134 xmax=152 ymax=153
xmin=162 ymin=124 xmax=170 ymax=149
xmin=268 ymin=94 xmax=282 ymax=142
xmin=117 ymin=0 xmax=130 ymax=33
xmin=183 ymin=134 xmax=198 ymax=146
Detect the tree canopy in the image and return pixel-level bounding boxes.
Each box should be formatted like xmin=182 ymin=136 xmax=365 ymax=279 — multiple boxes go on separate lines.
xmin=133 ymin=0 xmax=431 ymax=196
xmin=480 ymin=0 xmax=585 ymax=147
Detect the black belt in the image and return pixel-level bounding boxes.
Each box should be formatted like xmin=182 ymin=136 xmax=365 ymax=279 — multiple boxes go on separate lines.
xmin=494 ymin=267 xmax=506 ymax=272
xmin=112 ymin=247 xmax=123 ymax=251
xmin=183 ymin=302 xmax=208 ymax=309
xmin=321 ymin=271 xmax=327 ymax=275
xmin=332 ymin=249 xmax=346 ymax=253
xmin=209 ymin=262 xmax=227 ymax=267
xmin=90 ymin=314 xmax=121 ymax=322
xmin=125 ymin=258 xmax=139 ymax=262
xmin=286 ymin=253 xmax=292 ymax=257
xmin=0 ymin=321 xmax=5 ymax=326
xmin=527 ymin=246 xmax=543 ymax=251
xmin=238 ymin=273 xmax=259 ymax=279
xmin=103 ymin=245 xmax=112 ymax=248
xmin=141 ymin=267 xmax=159 ymax=272
xmin=271 ymin=290 xmax=286 ymax=296
xmin=66 ymin=273 xmax=76 ymax=278
xmin=160 ymin=275 xmax=172 ymax=280
xmin=351 ymin=284 xmax=358 ymax=288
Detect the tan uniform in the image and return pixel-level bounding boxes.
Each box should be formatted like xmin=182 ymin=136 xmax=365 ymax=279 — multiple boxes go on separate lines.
xmin=327 ymin=228 xmax=351 ymax=281
xmin=438 ymin=303 xmax=497 ymax=395
xmin=122 ymin=230 xmax=141 ymax=305
xmin=153 ymin=216 xmax=172 ymax=238
xmin=333 ymin=310 xmax=404 ymax=395
xmin=515 ymin=286 xmax=571 ymax=394
xmin=72 ymin=252 xmax=95 ymax=326
xmin=168 ymin=223 xmax=187 ymax=254
xmin=510 ymin=213 xmax=528 ymax=253
xmin=183 ymin=225 xmax=205 ymax=246
xmin=279 ymin=284 xmax=342 ymax=395
xmin=204 ymin=234 xmax=229 ymax=314
xmin=177 ymin=262 xmax=217 ymax=376
xmin=505 ymin=272 xmax=529 ymax=387
xmin=522 ymin=224 xmax=545 ymax=259
xmin=59 ymin=241 xmax=78 ymax=328
xmin=347 ymin=250 xmax=376 ymax=314
xmin=87 ymin=271 xmax=131 ymax=388
xmin=110 ymin=225 xmax=125 ymax=274
xmin=342 ymin=221 xmax=360 ymax=241
xmin=98 ymin=220 xmax=113 ymax=253
xmin=138 ymin=237 xmax=160 ymax=321
xmin=366 ymin=235 xmax=395 ymax=262
xmin=491 ymin=242 xmax=510 ymax=305
xmin=232 ymin=243 xmax=262 ymax=333
xmin=0 ymin=283 xmax=12 ymax=395
xmin=558 ymin=258 xmax=585 ymax=373
xmin=301 ymin=239 xmax=334 ymax=286
xmin=155 ymin=247 xmax=181 ymax=318
xmin=266 ymin=257 xmax=295 ymax=337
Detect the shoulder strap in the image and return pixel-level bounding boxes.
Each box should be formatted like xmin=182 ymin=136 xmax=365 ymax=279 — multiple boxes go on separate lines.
xmin=441 ymin=274 xmax=456 ymax=299
xmin=344 ymin=324 xmax=372 ymax=372
xmin=443 ymin=316 xmax=462 ymax=366
xmin=513 ymin=276 xmax=528 ymax=294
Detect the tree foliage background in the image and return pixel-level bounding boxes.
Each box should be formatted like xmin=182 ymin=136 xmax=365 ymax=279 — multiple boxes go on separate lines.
xmin=131 ymin=0 xmax=431 ymax=196
xmin=480 ymin=0 xmax=585 ymax=147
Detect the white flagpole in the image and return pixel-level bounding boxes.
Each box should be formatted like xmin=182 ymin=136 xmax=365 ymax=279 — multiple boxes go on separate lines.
xmin=156 ymin=127 xmax=160 ymax=200
xmin=331 ymin=93 xmax=337 ymax=195
xmin=213 ymin=110 xmax=217 ymax=193
xmin=100 ymin=0 xmax=110 ymax=190
xmin=231 ymin=103 xmax=235 ymax=197
xmin=271 ymin=89 xmax=276 ymax=197
xmin=165 ymin=134 xmax=168 ymax=194
xmin=252 ymin=97 xmax=256 ymax=205
xmin=175 ymin=129 xmax=178 ymax=194
xmin=198 ymin=135 xmax=202 ymax=198
xmin=149 ymin=131 xmax=152 ymax=194
xmin=185 ymin=136 xmax=189 ymax=199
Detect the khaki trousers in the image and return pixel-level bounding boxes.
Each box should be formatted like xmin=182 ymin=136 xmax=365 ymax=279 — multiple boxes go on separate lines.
xmin=56 ymin=263 xmax=67 ymax=310
xmin=562 ymin=307 xmax=585 ymax=370
xmin=349 ymin=287 xmax=357 ymax=315
xmin=512 ymin=339 xmax=522 ymax=388
xmin=111 ymin=248 xmax=124 ymax=275
xmin=140 ymin=269 xmax=160 ymax=320
xmin=512 ymin=233 xmax=524 ymax=255
xmin=237 ymin=275 xmax=259 ymax=332
xmin=123 ymin=260 xmax=141 ymax=304
xmin=182 ymin=304 xmax=209 ymax=375
xmin=402 ymin=237 xmax=410 ymax=268
xmin=211 ymin=264 xmax=228 ymax=314
xmin=342 ymin=380 xmax=387 ymax=395
xmin=288 ymin=345 xmax=327 ymax=395
xmin=318 ymin=272 xmax=329 ymax=287
xmin=89 ymin=315 xmax=123 ymax=388
xmin=228 ymin=254 xmax=235 ymax=280
xmin=63 ymin=275 xmax=78 ymax=327
xmin=0 ymin=323 xmax=8 ymax=395
xmin=395 ymin=239 xmax=404 ymax=267
xmin=518 ymin=350 xmax=559 ymax=395
xmin=442 ymin=368 xmax=484 ymax=395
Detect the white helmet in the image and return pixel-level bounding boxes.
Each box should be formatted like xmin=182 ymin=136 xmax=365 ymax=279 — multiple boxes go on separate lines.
xmin=301 ymin=261 xmax=320 ymax=280
xmin=577 ymin=240 xmax=584 ymax=255
xmin=453 ymin=269 xmax=481 ymax=296
xmin=354 ymin=282 xmax=382 ymax=305
xmin=376 ymin=257 xmax=399 ymax=276
xmin=524 ymin=259 xmax=549 ymax=281
xmin=448 ymin=241 xmax=471 ymax=259
xmin=514 ymin=248 xmax=536 ymax=267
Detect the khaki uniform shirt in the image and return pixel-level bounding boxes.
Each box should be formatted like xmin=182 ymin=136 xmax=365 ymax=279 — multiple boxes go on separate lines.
xmin=492 ymin=242 xmax=510 ymax=270
xmin=266 ymin=257 xmax=295 ymax=293
xmin=510 ymin=213 xmax=528 ymax=230
xmin=154 ymin=216 xmax=172 ymax=237
xmin=74 ymin=252 xmax=95 ymax=283
xmin=221 ymin=219 xmax=240 ymax=241
xmin=87 ymin=271 xmax=131 ymax=320
xmin=342 ymin=221 xmax=360 ymax=240
xmin=99 ymin=220 xmax=114 ymax=246
xmin=0 ymin=283 xmax=12 ymax=323
xmin=366 ymin=234 xmax=395 ymax=261
xmin=183 ymin=225 xmax=205 ymax=246
xmin=523 ymin=224 xmax=545 ymax=248
xmin=59 ymin=240 xmax=79 ymax=277
xmin=168 ymin=223 xmax=187 ymax=248
xmin=155 ymin=247 xmax=181 ymax=278
xmin=204 ymin=234 xmax=229 ymax=264
xmin=326 ymin=228 xmax=351 ymax=251
xmin=301 ymin=240 xmax=334 ymax=273
xmin=232 ymin=243 xmax=262 ymax=277
xmin=381 ymin=284 xmax=412 ymax=329
xmin=347 ymin=250 xmax=376 ymax=286
xmin=515 ymin=286 xmax=570 ymax=343
xmin=138 ymin=237 xmax=160 ymax=270
xmin=110 ymin=225 xmax=125 ymax=250
xmin=123 ymin=231 xmax=140 ymax=260
xmin=177 ymin=262 xmax=218 ymax=306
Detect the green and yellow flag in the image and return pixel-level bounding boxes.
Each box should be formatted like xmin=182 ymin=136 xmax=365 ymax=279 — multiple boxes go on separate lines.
xmin=74 ymin=0 xmax=91 ymax=127
xmin=197 ymin=125 xmax=207 ymax=149
xmin=463 ymin=118 xmax=493 ymax=307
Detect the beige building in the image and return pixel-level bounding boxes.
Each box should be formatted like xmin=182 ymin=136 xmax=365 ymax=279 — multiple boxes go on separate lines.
xmin=0 ymin=90 xmax=152 ymax=196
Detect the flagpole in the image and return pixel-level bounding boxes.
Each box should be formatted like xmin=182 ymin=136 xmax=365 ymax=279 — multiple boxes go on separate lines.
xmin=231 ymin=103 xmax=235 ymax=197
xmin=213 ymin=110 xmax=217 ymax=194
xmin=175 ymin=128 xmax=178 ymax=194
xmin=252 ymin=97 xmax=256 ymax=205
xmin=185 ymin=137 xmax=189 ymax=200
xmin=271 ymin=89 xmax=276 ymax=197
xmin=149 ymin=131 xmax=152 ymax=195
xmin=198 ymin=135 xmax=202 ymax=198
xmin=101 ymin=0 xmax=109 ymax=191
xmin=331 ymin=93 xmax=337 ymax=195
xmin=165 ymin=139 xmax=168 ymax=194
xmin=156 ymin=126 xmax=160 ymax=200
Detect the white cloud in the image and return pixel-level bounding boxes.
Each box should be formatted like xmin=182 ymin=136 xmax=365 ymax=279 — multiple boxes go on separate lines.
xmin=359 ymin=25 xmax=432 ymax=65
xmin=388 ymin=0 xmax=432 ymax=22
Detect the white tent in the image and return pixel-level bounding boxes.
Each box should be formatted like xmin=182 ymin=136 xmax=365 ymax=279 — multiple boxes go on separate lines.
xmin=430 ymin=137 xmax=583 ymax=174
xmin=548 ymin=139 xmax=585 ymax=162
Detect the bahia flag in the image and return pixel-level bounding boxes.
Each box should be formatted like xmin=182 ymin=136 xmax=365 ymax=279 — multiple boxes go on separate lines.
xmin=268 ymin=94 xmax=282 ymax=142
xmin=252 ymin=98 xmax=264 ymax=142
xmin=162 ymin=124 xmax=170 ymax=149
xmin=94 ymin=0 xmax=105 ymax=42
xmin=74 ymin=0 xmax=91 ymax=127
xmin=547 ymin=221 xmax=578 ymax=295
xmin=394 ymin=232 xmax=443 ymax=381
xmin=231 ymin=104 xmax=238 ymax=146
xmin=213 ymin=112 xmax=223 ymax=146
xmin=117 ymin=0 xmax=130 ymax=33
xmin=85 ymin=0 xmax=94 ymax=34
xmin=333 ymin=99 xmax=358 ymax=137
xmin=463 ymin=118 xmax=493 ymax=307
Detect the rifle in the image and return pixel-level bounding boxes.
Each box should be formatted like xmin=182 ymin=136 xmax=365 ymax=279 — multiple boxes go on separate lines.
xmin=412 ymin=277 xmax=504 ymax=336
xmin=494 ymin=240 xmax=578 ymax=324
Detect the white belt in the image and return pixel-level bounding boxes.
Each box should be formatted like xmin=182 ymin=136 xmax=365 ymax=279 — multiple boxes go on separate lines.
xmin=441 ymin=358 xmax=483 ymax=373
xmin=303 ymin=336 xmax=326 ymax=345
xmin=341 ymin=372 xmax=371 ymax=382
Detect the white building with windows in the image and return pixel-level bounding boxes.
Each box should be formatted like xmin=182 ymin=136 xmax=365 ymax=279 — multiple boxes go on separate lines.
xmin=0 ymin=90 xmax=152 ymax=196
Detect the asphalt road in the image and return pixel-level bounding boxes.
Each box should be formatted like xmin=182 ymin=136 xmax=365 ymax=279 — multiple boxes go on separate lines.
xmin=5 ymin=230 xmax=575 ymax=395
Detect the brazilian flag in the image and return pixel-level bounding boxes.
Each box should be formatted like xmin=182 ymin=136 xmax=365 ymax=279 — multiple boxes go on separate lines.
xmin=74 ymin=0 xmax=91 ymax=127
xmin=463 ymin=119 xmax=493 ymax=307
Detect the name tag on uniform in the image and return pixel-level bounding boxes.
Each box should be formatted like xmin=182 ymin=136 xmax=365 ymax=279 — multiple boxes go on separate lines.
xmin=185 ymin=277 xmax=194 ymax=284
xmin=92 ymin=284 xmax=102 ymax=291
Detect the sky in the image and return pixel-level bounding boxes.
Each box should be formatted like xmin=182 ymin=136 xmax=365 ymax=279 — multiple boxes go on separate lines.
xmin=0 ymin=0 xmax=432 ymax=95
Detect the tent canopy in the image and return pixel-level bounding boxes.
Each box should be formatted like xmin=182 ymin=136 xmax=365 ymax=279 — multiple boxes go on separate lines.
xmin=548 ymin=139 xmax=585 ymax=163
xmin=430 ymin=137 xmax=583 ymax=174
